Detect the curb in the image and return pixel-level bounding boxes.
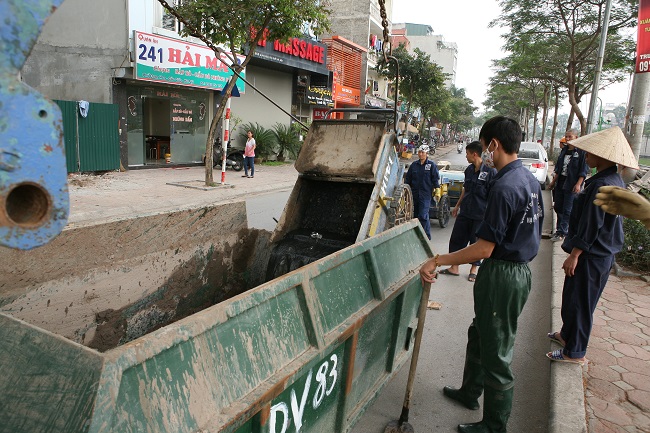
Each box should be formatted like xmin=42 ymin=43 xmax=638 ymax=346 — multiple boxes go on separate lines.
xmin=548 ymin=211 xmax=588 ymax=433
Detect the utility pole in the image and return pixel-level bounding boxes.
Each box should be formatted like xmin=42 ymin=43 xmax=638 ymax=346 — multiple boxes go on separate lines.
xmin=586 ymin=0 xmax=612 ymax=134
xmin=623 ymin=0 xmax=650 ymax=182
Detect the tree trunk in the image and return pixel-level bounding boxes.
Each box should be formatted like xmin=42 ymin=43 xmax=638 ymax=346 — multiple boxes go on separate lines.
xmin=523 ymin=106 xmax=529 ymax=140
xmin=567 ymin=78 xmax=586 ymax=134
xmin=566 ymin=108 xmax=575 ymax=134
xmin=540 ymin=85 xmax=550 ymax=149
xmin=532 ymin=107 xmax=539 ymax=141
xmin=550 ymin=86 xmax=560 ymax=160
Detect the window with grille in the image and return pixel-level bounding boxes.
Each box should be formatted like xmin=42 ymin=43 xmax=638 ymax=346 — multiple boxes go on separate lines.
xmin=161 ymin=0 xmax=184 ymax=33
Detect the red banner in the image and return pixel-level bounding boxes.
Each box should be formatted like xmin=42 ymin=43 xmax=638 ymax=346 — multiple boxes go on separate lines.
xmin=636 ymin=0 xmax=650 ymax=73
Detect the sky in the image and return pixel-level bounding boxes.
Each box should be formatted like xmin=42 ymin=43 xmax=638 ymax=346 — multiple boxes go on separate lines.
xmin=390 ymin=0 xmax=634 ymax=113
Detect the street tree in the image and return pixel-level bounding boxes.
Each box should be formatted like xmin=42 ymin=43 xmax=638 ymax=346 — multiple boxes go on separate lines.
xmin=492 ymin=0 xmax=636 ymax=134
xmin=157 ymin=0 xmax=330 ymax=185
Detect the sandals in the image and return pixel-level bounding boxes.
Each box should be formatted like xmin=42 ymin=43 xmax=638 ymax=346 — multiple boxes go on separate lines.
xmin=546 ymin=349 xmax=586 ymax=365
xmin=439 ymin=268 xmax=460 ymax=276
xmin=547 ymin=332 xmax=565 ymax=347
xmin=468 ymin=273 xmax=477 ymax=282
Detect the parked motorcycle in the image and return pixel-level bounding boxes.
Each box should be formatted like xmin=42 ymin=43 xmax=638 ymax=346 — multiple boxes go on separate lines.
xmin=203 ymin=139 xmax=244 ymax=171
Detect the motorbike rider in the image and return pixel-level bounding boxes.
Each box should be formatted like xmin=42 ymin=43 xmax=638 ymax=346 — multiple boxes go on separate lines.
xmin=405 ymin=144 xmax=440 ymax=240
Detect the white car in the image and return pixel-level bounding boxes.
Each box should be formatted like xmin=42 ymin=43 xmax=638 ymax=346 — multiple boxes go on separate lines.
xmin=518 ymin=141 xmax=549 ymax=189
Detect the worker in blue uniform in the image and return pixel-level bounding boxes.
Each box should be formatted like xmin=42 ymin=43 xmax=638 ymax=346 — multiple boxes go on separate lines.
xmin=405 ymin=144 xmax=440 ymax=240
xmin=548 ymin=130 xmax=589 ymax=242
xmin=420 ymin=116 xmax=543 ymax=433
xmin=546 ymin=126 xmax=638 ymax=365
xmin=439 ymin=141 xmax=496 ymax=281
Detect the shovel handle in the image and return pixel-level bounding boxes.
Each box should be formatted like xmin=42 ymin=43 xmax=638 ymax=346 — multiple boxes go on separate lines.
xmin=400 ymin=281 xmax=432 ymax=422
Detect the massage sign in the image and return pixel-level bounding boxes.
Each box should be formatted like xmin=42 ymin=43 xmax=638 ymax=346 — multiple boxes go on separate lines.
xmin=134 ymin=31 xmax=246 ymax=92
xmin=252 ymin=31 xmax=330 ymax=76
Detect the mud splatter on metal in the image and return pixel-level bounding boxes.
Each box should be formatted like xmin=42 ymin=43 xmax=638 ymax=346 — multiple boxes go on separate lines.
xmin=0 ymin=0 xmax=69 ymax=249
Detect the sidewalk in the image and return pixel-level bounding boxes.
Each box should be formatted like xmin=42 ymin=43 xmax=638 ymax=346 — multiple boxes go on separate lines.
xmin=66 ymin=163 xmax=298 ymax=227
xmin=549 ymin=215 xmax=650 ymax=433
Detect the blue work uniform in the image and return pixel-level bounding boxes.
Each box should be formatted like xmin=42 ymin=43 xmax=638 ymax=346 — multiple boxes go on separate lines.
xmin=455 ymin=159 xmax=543 ymax=432
xmin=405 ymin=159 xmax=440 ymax=240
xmin=559 ymin=165 xmax=624 ymax=358
xmin=449 ymin=163 xmax=496 ymax=266
xmin=553 ymin=146 xmax=588 ymax=236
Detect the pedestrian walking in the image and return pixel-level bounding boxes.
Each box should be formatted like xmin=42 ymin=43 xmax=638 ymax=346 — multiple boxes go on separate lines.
xmin=439 ymin=141 xmax=496 ymax=281
xmin=405 ymin=144 xmax=440 ymax=240
xmin=548 ymin=130 xmax=588 ymax=242
xmin=420 ymin=116 xmax=543 ymax=433
xmin=243 ymin=130 xmax=256 ymax=178
xmin=547 ymin=126 xmax=639 ymax=364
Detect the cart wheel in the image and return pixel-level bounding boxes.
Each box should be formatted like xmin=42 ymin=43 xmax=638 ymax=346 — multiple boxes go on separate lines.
xmin=388 ymin=184 xmax=413 ymax=227
xmin=438 ymin=194 xmax=451 ymax=228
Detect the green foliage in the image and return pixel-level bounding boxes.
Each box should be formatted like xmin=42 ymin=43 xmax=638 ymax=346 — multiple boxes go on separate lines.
xmin=488 ymin=0 xmax=637 ymax=132
xmin=168 ymin=0 xmax=330 ymax=53
xmin=617 ymin=218 xmax=650 ymax=273
xmin=272 ymin=122 xmax=302 ymax=160
xmin=239 ymin=122 xmax=277 ymax=158
xmin=376 ymin=45 xmax=447 ymax=116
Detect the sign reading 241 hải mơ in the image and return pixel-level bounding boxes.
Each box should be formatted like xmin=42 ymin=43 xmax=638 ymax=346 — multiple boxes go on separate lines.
xmin=134 ymin=31 xmax=246 ymax=93
xmin=637 ymin=0 xmax=650 ymax=73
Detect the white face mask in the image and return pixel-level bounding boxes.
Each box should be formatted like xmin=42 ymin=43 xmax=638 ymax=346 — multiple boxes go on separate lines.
xmin=481 ymin=142 xmax=495 ymax=168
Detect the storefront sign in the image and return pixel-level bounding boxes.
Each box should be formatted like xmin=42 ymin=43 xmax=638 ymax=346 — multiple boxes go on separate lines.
xmin=332 ymin=71 xmax=360 ymax=106
xmin=313 ymin=108 xmax=330 ymax=120
xmin=134 ymin=31 xmax=246 ymax=92
xmin=637 ymin=0 xmax=650 ymax=73
xmin=305 ymin=86 xmax=334 ymax=106
xmin=365 ymin=95 xmax=386 ymax=108
xmin=253 ymin=36 xmax=329 ymax=75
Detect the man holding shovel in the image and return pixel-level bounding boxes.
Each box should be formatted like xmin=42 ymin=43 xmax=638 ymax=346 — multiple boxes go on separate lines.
xmin=420 ymin=116 xmax=543 ymax=433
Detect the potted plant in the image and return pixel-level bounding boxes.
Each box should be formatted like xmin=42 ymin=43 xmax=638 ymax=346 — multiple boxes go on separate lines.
xmin=239 ymin=122 xmax=277 ymax=163
xmin=272 ymin=122 xmax=303 ymax=161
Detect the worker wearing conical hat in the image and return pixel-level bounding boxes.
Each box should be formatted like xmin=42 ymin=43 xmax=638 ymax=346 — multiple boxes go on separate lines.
xmin=546 ymin=126 xmax=639 ymax=365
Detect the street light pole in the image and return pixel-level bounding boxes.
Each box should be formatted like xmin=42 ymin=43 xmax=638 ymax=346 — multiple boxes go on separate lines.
xmin=586 ymin=0 xmax=613 ymax=134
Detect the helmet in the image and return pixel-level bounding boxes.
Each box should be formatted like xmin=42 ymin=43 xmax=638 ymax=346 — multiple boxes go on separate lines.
xmin=417 ymin=144 xmax=430 ymax=153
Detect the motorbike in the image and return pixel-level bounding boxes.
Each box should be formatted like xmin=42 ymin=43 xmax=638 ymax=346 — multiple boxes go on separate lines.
xmin=457 ymin=141 xmax=463 ymax=154
xmin=203 ymin=139 xmax=244 ymax=171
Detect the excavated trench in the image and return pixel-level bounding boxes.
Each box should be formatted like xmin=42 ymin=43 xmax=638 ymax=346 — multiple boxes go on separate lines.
xmin=0 ymin=201 xmax=273 ymax=352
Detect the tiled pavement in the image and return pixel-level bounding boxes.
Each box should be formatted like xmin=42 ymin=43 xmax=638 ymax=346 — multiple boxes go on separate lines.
xmin=584 ymin=275 xmax=650 ymax=432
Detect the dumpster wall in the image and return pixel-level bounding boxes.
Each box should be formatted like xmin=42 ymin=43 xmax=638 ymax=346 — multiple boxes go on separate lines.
xmin=0 ymin=221 xmax=432 ymax=433
xmin=0 ymin=201 xmax=271 ymax=351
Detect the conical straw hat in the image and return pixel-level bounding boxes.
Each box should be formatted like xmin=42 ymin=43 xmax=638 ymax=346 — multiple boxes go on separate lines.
xmin=568 ymin=126 xmax=639 ymax=169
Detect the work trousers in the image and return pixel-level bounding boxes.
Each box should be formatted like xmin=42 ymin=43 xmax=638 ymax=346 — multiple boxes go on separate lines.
xmin=413 ymin=195 xmax=432 ymax=240
xmin=449 ymin=215 xmax=482 ymax=267
xmin=458 ymin=259 xmax=531 ymax=432
xmin=560 ymin=255 xmax=614 ymax=358
xmin=553 ymin=177 xmax=577 ymax=236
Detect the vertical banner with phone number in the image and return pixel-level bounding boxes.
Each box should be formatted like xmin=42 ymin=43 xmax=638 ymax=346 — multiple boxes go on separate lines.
xmin=134 ymin=31 xmax=246 ymax=92
xmin=636 ymin=0 xmax=650 ymax=73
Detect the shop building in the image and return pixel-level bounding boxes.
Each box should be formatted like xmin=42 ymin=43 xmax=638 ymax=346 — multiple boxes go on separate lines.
xmin=325 ymin=0 xmax=394 ymax=109
xmin=244 ymin=33 xmax=332 ymax=128
xmin=21 ymin=0 xmax=326 ymax=170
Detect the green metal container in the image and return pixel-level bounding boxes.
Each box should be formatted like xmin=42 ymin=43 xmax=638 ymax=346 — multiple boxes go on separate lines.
xmin=0 ymin=221 xmax=432 ymax=433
